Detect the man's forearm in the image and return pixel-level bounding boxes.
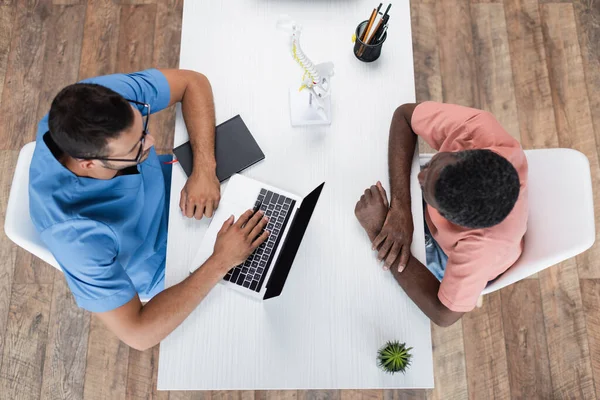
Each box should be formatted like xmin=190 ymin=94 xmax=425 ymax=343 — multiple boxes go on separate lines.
xmin=181 ymin=73 xmax=216 ymax=173
xmin=132 ymin=256 xmax=228 ymax=349
xmin=389 ymin=255 xmax=462 ymax=327
xmin=388 ymin=105 xmax=418 ymax=212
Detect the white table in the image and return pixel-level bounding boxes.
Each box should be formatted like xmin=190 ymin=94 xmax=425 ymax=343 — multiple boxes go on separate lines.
xmin=158 ymin=0 xmax=433 ymax=390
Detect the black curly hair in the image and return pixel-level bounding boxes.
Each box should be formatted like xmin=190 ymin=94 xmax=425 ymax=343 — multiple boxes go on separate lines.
xmin=434 ymin=149 xmax=521 ymax=228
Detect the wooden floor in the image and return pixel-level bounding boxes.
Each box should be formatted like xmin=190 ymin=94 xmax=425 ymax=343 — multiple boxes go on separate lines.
xmin=0 ymin=0 xmax=599 ymax=398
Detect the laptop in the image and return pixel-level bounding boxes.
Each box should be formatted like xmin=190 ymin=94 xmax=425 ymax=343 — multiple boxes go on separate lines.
xmin=190 ymin=174 xmax=324 ymax=300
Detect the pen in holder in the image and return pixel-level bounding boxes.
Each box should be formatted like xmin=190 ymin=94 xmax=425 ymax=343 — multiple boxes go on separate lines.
xmin=353 ymin=20 xmax=387 ymax=62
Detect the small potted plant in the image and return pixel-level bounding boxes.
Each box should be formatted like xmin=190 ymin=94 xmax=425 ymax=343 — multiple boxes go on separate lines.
xmin=377 ymin=340 xmax=413 ymax=374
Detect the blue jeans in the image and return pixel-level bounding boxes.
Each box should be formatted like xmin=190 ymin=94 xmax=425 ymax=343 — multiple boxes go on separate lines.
xmin=424 ymin=213 xmax=448 ymax=282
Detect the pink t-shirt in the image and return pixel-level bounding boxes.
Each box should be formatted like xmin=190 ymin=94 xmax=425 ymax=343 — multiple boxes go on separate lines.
xmin=411 ymin=102 xmax=528 ymax=312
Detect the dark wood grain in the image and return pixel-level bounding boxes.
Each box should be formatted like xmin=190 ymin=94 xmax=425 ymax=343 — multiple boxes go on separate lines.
xmin=256 ymin=391 xmax=297 ymax=400
xmin=435 ymin=0 xmax=478 ymax=108
xmin=541 ymin=2 xmax=600 ymax=280
xmin=0 ymin=283 xmax=53 ymax=399
xmin=151 ymin=0 xmax=183 ymax=151
xmin=117 ymin=4 xmax=156 ymax=73
xmin=13 ymin=249 xmax=56 ymax=284
xmin=501 ymin=280 xmax=552 ymax=399
xmin=169 ymin=391 xmax=212 ymax=400
xmin=37 ymin=4 xmax=86 ymax=119
xmin=539 ymin=261 xmax=596 ymax=398
xmin=572 ymin=0 xmax=600 ymax=179
xmin=409 ymin=0 xmax=439 ymax=154
xmin=383 ymin=390 xmax=427 ymax=400
xmin=126 ymin=345 xmax=168 ymax=400
xmin=0 ymin=151 xmax=18 ymax=369
xmin=504 ymin=0 xmax=559 ymax=150
xmin=83 ymin=314 xmax=130 ymax=400
xmin=79 ymin=0 xmax=121 ymax=80
xmin=298 ymin=391 xmax=341 ymax=400
xmin=40 ymin=274 xmax=90 ymax=400
xmin=0 ymin=4 xmax=16 ymax=103
xmin=581 ymin=279 xmax=600 ymax=400
xmin=0 ymin=0 xmax=50 ymax=150
xmin=341 ymin=390 xmax=383 ymax=400
xmin=471 ymin=3 xmax=521 ymax=141
xmin=428 ymin=323 xmax=468 ymax=400
xmin=461 ymin=292 xmax=511 ymax=399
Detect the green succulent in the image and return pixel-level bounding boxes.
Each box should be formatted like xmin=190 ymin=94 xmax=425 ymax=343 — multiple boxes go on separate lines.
xmin=377 ymin=341 xmax=413 ymax=374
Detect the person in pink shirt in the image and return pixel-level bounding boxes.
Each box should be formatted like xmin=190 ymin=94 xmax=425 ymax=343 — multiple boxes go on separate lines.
xmin=355 ymin=102 xmax=528 ymax=327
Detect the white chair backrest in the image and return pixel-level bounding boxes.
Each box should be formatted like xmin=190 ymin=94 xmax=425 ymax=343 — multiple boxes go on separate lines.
xmin=5 ymin=142 xmax=61 ymax=270
xmin=421 ymin=149 xmax=595 ymax=295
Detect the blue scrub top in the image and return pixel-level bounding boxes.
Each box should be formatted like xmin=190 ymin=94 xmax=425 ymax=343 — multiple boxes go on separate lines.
xmin=29 ymin=69 xmax=172 ymax=312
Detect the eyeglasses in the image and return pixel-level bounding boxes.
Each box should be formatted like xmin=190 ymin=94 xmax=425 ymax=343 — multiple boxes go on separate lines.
xmin=74 ymin=99 xmax=151 ymax=164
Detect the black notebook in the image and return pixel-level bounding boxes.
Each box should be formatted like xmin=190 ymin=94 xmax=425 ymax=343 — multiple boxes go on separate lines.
xmin=173 ymin=115 xmax=265 ymax=182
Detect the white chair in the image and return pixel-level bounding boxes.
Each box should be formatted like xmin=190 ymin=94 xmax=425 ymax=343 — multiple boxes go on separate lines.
xmin=420 ymin=149 xmax=595 ymax=295
xmin=4 ymin=141 xmax=151 ymax=302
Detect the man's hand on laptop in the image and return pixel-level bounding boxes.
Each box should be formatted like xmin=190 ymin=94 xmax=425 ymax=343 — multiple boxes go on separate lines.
xmin=210 ymin=209 xmax=270 ymax=271
xmin=180 ymin=169 xmax=221 ymax=219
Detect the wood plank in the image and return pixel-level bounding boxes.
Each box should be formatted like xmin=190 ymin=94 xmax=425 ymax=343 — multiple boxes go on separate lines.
xmin=152 ymin=0 xmax=183 ymax=152
xmin=0 ymin=0 xmax=50 ymax=150
xmin=53 ymin=0 xmax=83 ymax=5
xmin=256 ymin=390 xmax=297 ymax=400
xmin=435 ymin=0 xmax=478 ymax=108
xmin=501 ymin=280 xmax=552 ymax=399
xmin=117 ymin=4 xmax=157 ymax=74
xmin=168 ymin=391 xmax=211 ymax=400
xmin=12 ymin=3 xmax=85 ymax=284
xmin=79 ymin=0 xmax=121 ymax=80
xmin=572 ymin=0 xmax=600 ymax=178
xmin=580 ymin=279 xmax=600 ymax=400
xmin=539 ymin=260 xmax=596 ymax=398
xmin=37 ymin=3 xmax=86 ymax=119
xmin=297 ymin=391 xmax=341 ymax=400
xmin=83 ymin=314 xmax=130 ymax=400
xmin=0 ymin=283 xmax=53 ymax=399
xmin=0 ymin=4 xmax=16 ymax=104
xmin=427 ymin=323 xmax=468 ymax=400
xmin=504 ymin=0 xmax=559 ymax=150
xmin=541 ymin=3 xmax=600 ymax=279
xmin=118 ymin=0 xmax=156 ymax=4
xmin=471 ymin=3 xmax=521 ymax=141
xmin=340 ymin=390 xmax=383 ymax=400
xmin=211 ymin=391 xmax=255 ymax=400
xmin=409 ymin=0 xmax=440 ymax=154
xmin=0 ymin=151 xmax=18 ymax=360
xmin=40 ymin=273 xmax=90 ymax=400
xmin=383 ymin=390 xmax=427 ymax=400
xmin=461 ymin=291 xmax=510 ymax=399
xmin=13 ymin=248 xmax=56 ymax=284
xmin=421 ymin=2 xmax=472 ymax=399
xmin=126 ymin=345 xmax=168 ymax=400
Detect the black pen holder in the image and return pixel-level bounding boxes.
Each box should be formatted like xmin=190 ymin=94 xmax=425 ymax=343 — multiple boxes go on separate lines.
xmin=353 ymin=20 xmax=387 ymax=62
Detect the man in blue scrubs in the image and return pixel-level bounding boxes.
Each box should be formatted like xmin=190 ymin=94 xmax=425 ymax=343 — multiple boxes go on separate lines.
xmin=29 ymin=69 xmax=270 ymax=350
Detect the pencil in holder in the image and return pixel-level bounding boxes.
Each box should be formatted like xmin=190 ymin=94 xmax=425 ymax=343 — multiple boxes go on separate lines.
xmin=353 ymin=20 xmax=387 ymax=62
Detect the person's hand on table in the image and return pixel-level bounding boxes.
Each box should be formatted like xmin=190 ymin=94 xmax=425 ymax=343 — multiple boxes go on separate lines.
xmin=180 ymin=169 xmax=221 ymax=219
xmin=372 ymin=186 xmax=414 ymax=273
xmin=210 ymin=209 xmax=270 ymax=273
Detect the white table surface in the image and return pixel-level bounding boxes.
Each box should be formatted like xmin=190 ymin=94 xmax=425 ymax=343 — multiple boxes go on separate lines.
xmin=158 ymin=0 xmax=433 ymax=390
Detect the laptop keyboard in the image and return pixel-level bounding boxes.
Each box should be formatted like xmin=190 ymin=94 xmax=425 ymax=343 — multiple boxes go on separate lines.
xmin=224 ymin=189 xmax=296 ymax=292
